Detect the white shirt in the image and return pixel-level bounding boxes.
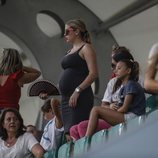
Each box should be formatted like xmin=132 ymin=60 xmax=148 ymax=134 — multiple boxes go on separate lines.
xmin=0 ymin=132 xmax=38 ymax=158
xmin=40 ymin=117 xmax=64 ymax=151
xmin=102 ymin=77 xmax=122 ymax=103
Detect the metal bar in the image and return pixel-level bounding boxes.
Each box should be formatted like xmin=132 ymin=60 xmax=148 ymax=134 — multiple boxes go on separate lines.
xmin=93 ymin=0 xmax=158 ymax=34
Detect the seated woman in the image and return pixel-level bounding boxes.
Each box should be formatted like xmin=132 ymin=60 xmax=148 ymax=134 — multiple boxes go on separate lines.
xmin=85 ymin=59 xmax=146 ymax=137
xmin=0 ymin=108 xmax=44 ymax=158
xmin=144 ymin=43 xmax=158 ymax=93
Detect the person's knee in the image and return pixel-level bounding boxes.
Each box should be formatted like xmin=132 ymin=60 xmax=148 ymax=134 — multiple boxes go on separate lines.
xmin=91 ymin=106 xmax=102 ymax=114
xmin=78 ymin=120 xmax=89 ymax=138
xmin=70 ymin=124 xmax=80 ymax=140
xmin=78 ymin=120 xmax=88 ymax=129
xmin=70 ymin=125 xmax=78 ymax=134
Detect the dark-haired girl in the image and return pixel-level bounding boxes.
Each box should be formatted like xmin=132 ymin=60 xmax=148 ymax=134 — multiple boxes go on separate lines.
xmin=86 ymin=59 xmax=146 ymax=137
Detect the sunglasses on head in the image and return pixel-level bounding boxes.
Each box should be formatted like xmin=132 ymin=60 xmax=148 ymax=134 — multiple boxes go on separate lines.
xmin=64 ymin=27 xmax=75 ymax=36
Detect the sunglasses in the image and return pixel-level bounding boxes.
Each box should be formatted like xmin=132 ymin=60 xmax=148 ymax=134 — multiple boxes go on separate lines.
xmin=64 ymin=27 xmax=75 ymax=36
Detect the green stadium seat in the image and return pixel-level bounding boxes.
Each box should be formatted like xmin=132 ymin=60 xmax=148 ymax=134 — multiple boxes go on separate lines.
xmin=146 ymin=109 xmax=158 ymax=121
xmin=59 ymin=132 xmax=67 ymax=146
xmin=72 ymin=136 xmax=91 ymax=157
xmin=107 ymin=123 xmax=127 ymax=141
xmin=146 ymin=94 xmax=158 ymax=113
xmin=126 ymin=115 xmax=146 ymax=132
xmin=58 ymin=141 xmax=74 ymax=158
xmin=90 ymin=129 xmax=108 ymax=148
xmin=44 ymin=149 xmax=58 ymax=158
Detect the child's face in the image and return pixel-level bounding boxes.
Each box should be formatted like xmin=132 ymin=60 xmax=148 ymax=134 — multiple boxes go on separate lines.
xmin=115 ymin=61 xmax=130 ymax=80
xmin=111 ymin=59 xmax=117 ymax=73
xmin=43 ymin=110 xmax=54 ymax=121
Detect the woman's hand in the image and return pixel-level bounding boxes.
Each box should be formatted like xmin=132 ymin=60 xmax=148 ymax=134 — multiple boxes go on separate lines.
xmin=39 ymin=92 xmax=48 ymax=100
xmin=69 ymin=91 xmax=80 ymax=107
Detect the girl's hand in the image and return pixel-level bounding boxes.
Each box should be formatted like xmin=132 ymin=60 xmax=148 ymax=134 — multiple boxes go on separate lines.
xmin=69 ymin=91 xmax=80 ymax=107
xmin=110 ymin=102 xmax=119 ymax=111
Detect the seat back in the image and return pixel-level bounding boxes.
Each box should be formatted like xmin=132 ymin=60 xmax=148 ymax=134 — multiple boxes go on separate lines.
xmin=146 ymin=95 xmax=158 ymax=113
xmin=107 ymin=123 xmax=127 ymax=141
xmin=72 ymin=136 xmax=91 ymax=157
xmin=126 ymin=115 xmax=146 ymax=132
xmin=44 ymin=149 xmax=58 ymax=158
xmin=146 ymin=109 xmax=158 ymax=122
xmin=58 ymin=141 xmax=73 ymax=158
xmin=90 ymin=129 xmax=108 ymax=148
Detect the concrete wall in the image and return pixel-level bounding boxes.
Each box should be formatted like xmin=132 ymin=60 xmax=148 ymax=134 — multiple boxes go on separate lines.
xmin=0 ymin=0 xmax=116 ymax=124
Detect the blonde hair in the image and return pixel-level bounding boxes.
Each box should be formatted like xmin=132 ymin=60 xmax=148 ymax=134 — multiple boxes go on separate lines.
xmin=0 ymin=48 xmax=23 ymax=75
xmin=66 ymin=19 xmax=91 ymax=43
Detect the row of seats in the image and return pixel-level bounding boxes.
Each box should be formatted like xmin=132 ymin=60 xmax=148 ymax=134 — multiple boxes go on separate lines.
xmin=44 ymin=94 xmax=158 ymax=158
xmin=57 ymin=116 xmax=146 ymax=158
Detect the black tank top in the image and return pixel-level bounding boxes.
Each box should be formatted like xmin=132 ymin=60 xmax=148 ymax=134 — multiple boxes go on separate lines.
xmin=59 ymin=45 xmax=89 ymax=95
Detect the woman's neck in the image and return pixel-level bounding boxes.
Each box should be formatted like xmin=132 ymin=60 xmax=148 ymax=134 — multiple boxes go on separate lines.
xmin=7 ymin=131 xmax=17 ymax=139
xmin=72 ymin=39 xmax=85 ymax=48
xmin=69 ymin=40 xmax=85 ymax=54
xmin=5 ymin=134 xmax=17 ymax=147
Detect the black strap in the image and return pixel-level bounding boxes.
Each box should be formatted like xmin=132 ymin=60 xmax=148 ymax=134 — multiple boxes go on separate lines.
xmin=77 ymin=44 xmax=85 ymax=53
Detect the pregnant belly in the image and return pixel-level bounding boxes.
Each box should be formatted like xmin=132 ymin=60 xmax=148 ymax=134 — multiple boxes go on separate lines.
xmin=59 ymin=69 xmax=86 ymax=95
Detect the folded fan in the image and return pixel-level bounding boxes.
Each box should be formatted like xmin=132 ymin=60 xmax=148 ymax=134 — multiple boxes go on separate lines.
xmin=28 ymin=79 xmax=60 ymax=96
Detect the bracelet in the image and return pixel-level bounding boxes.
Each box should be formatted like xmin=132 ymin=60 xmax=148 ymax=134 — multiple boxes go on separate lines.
xmin=75 ymin=87 xmax=82 ymax=93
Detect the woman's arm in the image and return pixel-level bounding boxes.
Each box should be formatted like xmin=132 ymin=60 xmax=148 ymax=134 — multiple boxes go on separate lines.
xmin=78 ymin=44 xmax=98 ymax=90
xmin=31 ymin=143 xmax=45 ymax=158
xmin=144 ymin=43 xmax=158 ymax=93
xmin=101 ymin=78 xmax=118 ymax=107
xmin=69 ymin=44 xmax=98 ymax=107
xmin=144 ymin=56 xmax=158 ymax=93
xmin=18 ymin=66 xmax=41 ymax=86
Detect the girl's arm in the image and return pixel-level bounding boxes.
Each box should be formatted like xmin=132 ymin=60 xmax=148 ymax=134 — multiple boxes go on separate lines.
xmin=101 ymin=101 xmax=110 ymax=107
xmin=117 ymin=94 xmax=133 ymax=113
xmin=51 ymin=98 xmax=63 ymax=129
